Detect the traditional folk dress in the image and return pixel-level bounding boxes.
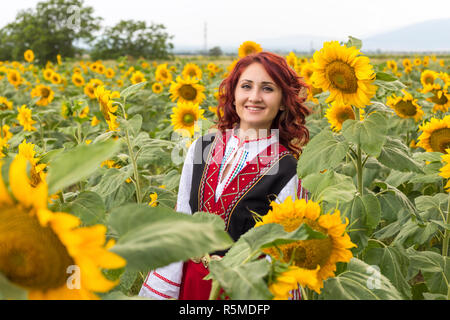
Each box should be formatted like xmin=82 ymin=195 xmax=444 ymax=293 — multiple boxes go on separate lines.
xmin=139 ymin=128 xmax=308 ymax=300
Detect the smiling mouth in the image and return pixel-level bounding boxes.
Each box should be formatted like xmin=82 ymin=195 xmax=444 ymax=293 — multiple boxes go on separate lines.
xmin=245 ymin=105 xmax=265 ymax=111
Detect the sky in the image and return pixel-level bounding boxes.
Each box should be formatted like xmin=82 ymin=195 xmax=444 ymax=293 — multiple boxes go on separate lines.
xmin=1 ymin=0 xmax=450 ymax=49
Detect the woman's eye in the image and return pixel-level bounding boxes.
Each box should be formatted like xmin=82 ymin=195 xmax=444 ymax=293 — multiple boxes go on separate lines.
xmin=241 ymin=84 xmax=251 ymax=89
xmin=263 ymin=86 xmax=274 ymax=92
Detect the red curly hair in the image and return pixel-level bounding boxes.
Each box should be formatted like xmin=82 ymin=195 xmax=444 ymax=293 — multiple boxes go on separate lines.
xmin=215 ymin=51 xmax=311 ymax=159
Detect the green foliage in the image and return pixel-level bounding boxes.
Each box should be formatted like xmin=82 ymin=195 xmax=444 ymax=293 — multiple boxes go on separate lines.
xmin=0 ymin=0 xmax=102 ymax=64
xmin=90 ymin=20 xmax=174 ymax=60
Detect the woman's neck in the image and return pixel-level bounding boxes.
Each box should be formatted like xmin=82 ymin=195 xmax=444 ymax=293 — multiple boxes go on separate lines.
xmin=234 ymin=125 xmax=271 ymax=141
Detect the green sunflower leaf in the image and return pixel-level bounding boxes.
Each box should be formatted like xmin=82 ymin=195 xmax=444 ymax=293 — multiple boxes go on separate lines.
xmin=208 ymin=259 xmax=272 ymax=300
xmin=377 ymin=137 xmax=423 ymax=173
xmin=107 ymin=204 xmax=233 ymax=272
xmin=47 ymin=139 xmax=121 ymax=195
xmin=319 ymin=258 xmax=403 ymax=300
xmin=364 ymin=246 xmax=412 ymax=299
xmin=302 ymin=171 xmax=357 ymax=204
xmin=297 ymin=129 xmax=349 ymax=178
xmin=120 ymin=81 xmax=148 ymax=100
xmin=406 ymin=248 xmax=450 ymax=296
xmin=341 ymin=111 xmax=387 ymax=157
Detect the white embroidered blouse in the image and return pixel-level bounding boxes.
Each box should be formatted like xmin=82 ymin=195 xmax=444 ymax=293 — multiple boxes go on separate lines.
xmin=139 ymin=131 xmax=306 ymax=300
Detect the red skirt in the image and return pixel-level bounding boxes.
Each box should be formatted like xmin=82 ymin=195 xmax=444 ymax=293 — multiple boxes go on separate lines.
xmin=179 ymin=260 xmax=212 ymax=300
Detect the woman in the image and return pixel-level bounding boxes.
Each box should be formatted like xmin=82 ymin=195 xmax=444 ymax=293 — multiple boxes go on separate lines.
xmin=139 ymin=51 xmax=311 ymax=300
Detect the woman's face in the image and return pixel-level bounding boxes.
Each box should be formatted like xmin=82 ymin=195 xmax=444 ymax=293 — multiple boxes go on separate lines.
xmin=234 ymin=62 xmax=283 ymax=133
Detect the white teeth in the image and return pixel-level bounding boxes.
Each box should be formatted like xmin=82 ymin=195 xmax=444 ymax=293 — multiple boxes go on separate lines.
xmin=247 ymin=107 xmax=263 ymax=111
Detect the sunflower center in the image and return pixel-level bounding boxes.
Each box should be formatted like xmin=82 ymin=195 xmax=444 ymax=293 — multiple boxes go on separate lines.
xmin=0 ymin=206 xmax=74 ymax=291
xmin=429 ymin=128 xmax=450 ymax=153
xmin=424 ymin=76 xmax=435 ymax=85
xmin=179 ymin=84 xmax=197 ymax=101
xmin=337 ymin=109 xmax=356 ymax=123
xmin=160 ymin=70 xmax=168 ymax=78
xmin=431 ymin=90 xmax=448 ymax=105
xmin=394 ymin=100 xmax=418 ymax=116
xmin=40 ymin=88 xmax=50 ymax=98
xmin=271 ymin=219 xmax=333 ymax=270
xmin=182 ymin=112 xmax=195 ymax=125
xmin=325 ymin=61 xmax=358 ymax=94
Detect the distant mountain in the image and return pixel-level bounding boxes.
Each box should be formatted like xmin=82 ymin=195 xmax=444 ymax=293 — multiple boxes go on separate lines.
xmin=173 ymin=18 xmax=450 ymax=53
xmin=362 ymin=18 xmax=450 ymax=52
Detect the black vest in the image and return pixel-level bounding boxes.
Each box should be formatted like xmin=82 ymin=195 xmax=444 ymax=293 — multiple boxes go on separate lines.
xmin=189 ymin=132 xmax=297 ymax=253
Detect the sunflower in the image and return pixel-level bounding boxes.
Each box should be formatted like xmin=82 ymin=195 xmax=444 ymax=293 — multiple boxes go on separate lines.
xmin=439 ymin=149 xmax=450 ymax=191
xmin=155 ymin=64 xmax=173 ymax=86
xmin=325 ymin=102 xmax=356 ymax=132
xmin=72 ymin=73 xmax=85 ymax=87
xmin=170 ymin=101 xmax=205 ymax=137
xmin=414 ymin=58 xmax=421 ymax=66
xmin=17 ymin=105 xmax=37 ymax=132
xmin=149 ymin=193 xmax=158 ymax=207
xmin=402 ymin=58 xmax=412 ymax=69
xmin=152 ymin=82 xmax=163 ymax=94
xmin=420 ymin=70 xmax=438 ymax=87
xmin=311 ymin=41 xmax=377 ymax=108
xmin=238 ymin=41 xmax=263 ymax=58
xmin=0 ymin=125 xmax=12 ymax=157
xmin=84 ymin=79 xmax=103 ymax=100
xmin=386 ymin=90 xmax=424 ymax=122
xmin=386 ymin=60 xmax=398 ymax=73
xmin=17 ymin=139 xmax=46 ymax=186
xmin=417 ymin=115 xmax=450 ymax=153
xmin=300 ymin=63 xmax=315 ymax=84
xmin=255 ymin=197 xmax=356 ymax=294
xmin=182 ymin=63 xmax=202 ymax=80
xmin=91 ymin=116 xmax=100 ymax=127
xmin=31 ymin=84 xmax=54 ymax=106
xmin=95 ymin=86 xmax=118 ymax=122
xmin=0 ymin=156 xmax=126 ymax=299
xmin=421 ymin=83 xmax=450 ymax=113
xmin=24 ymin=50 xmax=34 ymax=63
xmin=50 ymin=72 xmax=62 ymax=85
xmin=269 ymin=265 xmax=319 ymax=300
xmin=43 ymin=69 xmax=54 ymax=81
xmin=286 ymin=52 xmax=298 ymax=69
xmin=169 ymin=76 xmax=206 ymax=105
xmin=130 ymin=71 xmax=146 ymax=85
xmin=96 ymin=63 xmax=106 ymax=75
xmin=0 ymin=96 xmax=13 ymax=110
xmin=7 ymin=69 xmax=22 ymax=87
xmin=105 ymin=68 xmax=115 ymax=79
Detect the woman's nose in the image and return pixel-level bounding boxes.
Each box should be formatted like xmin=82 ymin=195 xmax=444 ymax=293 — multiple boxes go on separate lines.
xmin=248 ymin=88 xmax=262 ymax=102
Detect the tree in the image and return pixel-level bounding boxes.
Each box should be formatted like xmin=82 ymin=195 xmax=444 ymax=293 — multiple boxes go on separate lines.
xmin=90 ymin=20 xmax=174 ymax=60
xmin=209 ymin=46 xmax=222 ymax=57
xmin=0 ymin=0 xmax=102 ymax=64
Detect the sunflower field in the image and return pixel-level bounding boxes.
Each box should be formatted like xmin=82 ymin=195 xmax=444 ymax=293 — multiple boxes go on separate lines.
xmin=0 ymin=38 xmax=449 ymax=300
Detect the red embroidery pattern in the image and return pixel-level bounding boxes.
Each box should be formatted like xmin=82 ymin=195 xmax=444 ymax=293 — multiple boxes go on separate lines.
xmin=153 ymin=271 xmax=181 ymax=287
xmin=198 ymin=131 xmax=289 ymax=228
xmin=142 ymin=282 xmax=175 ymax=299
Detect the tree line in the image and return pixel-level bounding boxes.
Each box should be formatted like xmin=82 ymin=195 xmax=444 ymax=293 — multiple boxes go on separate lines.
xmin=0 ymin=0 xmax=175 ymax=64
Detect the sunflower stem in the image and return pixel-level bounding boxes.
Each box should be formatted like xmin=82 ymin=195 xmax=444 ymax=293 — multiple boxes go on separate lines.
xmin=354 ymin=107 xmax=364 ymax=196
xmin=118 ymin=99 xmax=142 ymax=204
xmin=208 ymin=280 xmax=221 ymax=300
xmin=300 ymin=286 xmax=309 ymax=300
xmin=442 ymin=193 xmax=450 ymax=257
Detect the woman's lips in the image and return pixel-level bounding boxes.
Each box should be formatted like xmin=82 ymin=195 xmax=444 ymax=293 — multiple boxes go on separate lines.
xmin=245 ymin=105 xmax=265 ymax=111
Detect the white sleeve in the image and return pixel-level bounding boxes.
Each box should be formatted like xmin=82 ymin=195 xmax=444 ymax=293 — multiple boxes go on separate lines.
xmin=275 ymin=175 xmax=298 ymax=203
xmin=139 ymin=138 xmax=200 ymax=300
xmin=175 ymin=137 xmax=200 ymax=215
